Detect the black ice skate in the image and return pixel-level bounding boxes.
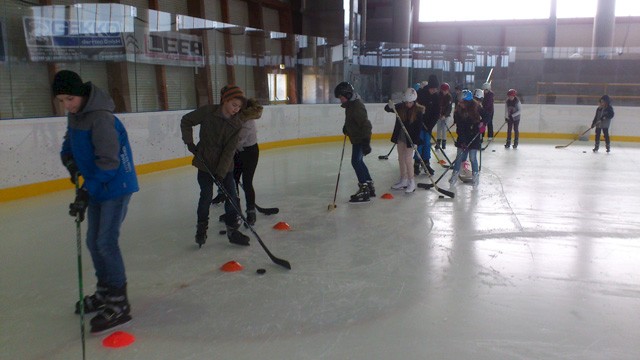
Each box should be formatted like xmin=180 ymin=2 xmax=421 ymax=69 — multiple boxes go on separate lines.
xmin=75 ymin=284 xmax=108 ymax=314
xmin=349 ymin=183 xmax=371 ymax=203
xmin=195 ymin=221 xmax=208 ymax=248
xmin=90 ymin=286 xmax=131 ymax=334
xmin=227 ymin=226 xmax=250 ymax=246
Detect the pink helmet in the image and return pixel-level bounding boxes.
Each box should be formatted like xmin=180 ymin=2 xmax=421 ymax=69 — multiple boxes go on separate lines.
xmin=440 ymin=83 xmax=450 ymax=91
xmin=507 ymin=89 xmax=517 ymax=97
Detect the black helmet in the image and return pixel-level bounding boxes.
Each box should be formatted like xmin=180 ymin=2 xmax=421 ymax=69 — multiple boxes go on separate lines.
xmin=334 ymin=82 xmax=354 ymax=100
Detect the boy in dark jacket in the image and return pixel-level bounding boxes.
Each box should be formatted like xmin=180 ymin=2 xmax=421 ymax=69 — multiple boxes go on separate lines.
xmin=335 ymin=82 xmax=375 ymax=203
xmin=592 ymin=95 xmax=614 ymax=152
xmin=54 ymin=70 xmax=139 ymax=333
xmin=181 ymin=85 xmax=263 ymax=247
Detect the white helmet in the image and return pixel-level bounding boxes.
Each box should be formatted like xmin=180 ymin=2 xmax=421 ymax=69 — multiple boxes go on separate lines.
xmin=474 ymin=89 xmax=484 ymax=99
xmin=482 ymin=82 xmax=491 ymax=90
xmin=402 ymin=88 xmax=418 ymax=102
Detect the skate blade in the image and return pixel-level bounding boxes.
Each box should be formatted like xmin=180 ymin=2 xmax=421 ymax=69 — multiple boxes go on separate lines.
xmin=90 ymin=315 xmax=132 ymax=335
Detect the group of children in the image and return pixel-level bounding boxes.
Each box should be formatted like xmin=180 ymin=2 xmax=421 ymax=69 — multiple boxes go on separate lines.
xmin=53 ymin=67 xmax=615 ymax=334
xmin=336 ymin=76 xmax=494 ymax=199
xmin=337 ymin=77 xmax=616 ymax=199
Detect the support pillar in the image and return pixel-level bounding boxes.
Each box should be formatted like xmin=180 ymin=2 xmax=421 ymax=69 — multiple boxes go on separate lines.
xmin=592 ymin=0 xmax=616 ymax=59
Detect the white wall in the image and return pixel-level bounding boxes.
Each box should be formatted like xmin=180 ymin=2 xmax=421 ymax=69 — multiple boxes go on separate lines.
xmin=1 ymin=103 xmax=637 ymax=190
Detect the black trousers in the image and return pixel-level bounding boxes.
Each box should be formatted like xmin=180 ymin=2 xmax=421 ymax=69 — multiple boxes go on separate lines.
xmin=234 ymin=143 xmax=260 ymax=211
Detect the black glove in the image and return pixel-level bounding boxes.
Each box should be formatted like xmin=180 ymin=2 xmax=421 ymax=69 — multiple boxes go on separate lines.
xmin=342 ymin=125 xmax=347 ymax=135
xmin=69 ymin=188 xmax=89 ymax=222
xmin=187 ymin=143 xmax=197 ymax=155
xmin=362 ymin=139 xmax=372 ymax=156
xmin=63 ymin=158 xmax=80 ymax=184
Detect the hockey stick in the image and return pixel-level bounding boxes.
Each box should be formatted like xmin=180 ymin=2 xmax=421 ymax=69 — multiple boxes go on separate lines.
xmin=482 ymin=121 xmax=507 ymax=150
xmin=390 ymin=104 xmax=454 ymax=198
xmin=73 ymin=174 xmax=86 ymax=360
xmin=555 ymin=123 xmax=597 ymax=149
xmin=236 ymin=182 xmax=280 ymax=215
xmin=428 ymin=130 xmax=453 ymax=167
xmin=329 ymin=135 xmax=347 ymax=210
xmin=213 ymin=187 xmax=279 ymax=215
xmin=255 ymin=204 xmax=279 ymax=215
xmin=418 ymin=132 xmax=482 ymax=189
xmin=378 ymin=143 xmax=395 ymax=160
xmin=195 ymin=153 xmax=291 ymax=270
xmin=446 ymin=122 xmax=458 ymax=144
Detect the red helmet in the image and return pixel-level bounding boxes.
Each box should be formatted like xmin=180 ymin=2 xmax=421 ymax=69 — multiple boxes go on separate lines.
xmin=440 ymin=83 xmax=450 ymax=91
xmin=507 ymin=89 xmax=517 ymax=97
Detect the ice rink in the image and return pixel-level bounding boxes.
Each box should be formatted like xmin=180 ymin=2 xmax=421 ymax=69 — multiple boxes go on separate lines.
xmin=2 ymin=139 xmax=640 ymax=360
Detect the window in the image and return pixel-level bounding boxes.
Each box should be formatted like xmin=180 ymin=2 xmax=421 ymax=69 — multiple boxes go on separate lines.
xmin=419 ymin=0 xmax=640 ymax=22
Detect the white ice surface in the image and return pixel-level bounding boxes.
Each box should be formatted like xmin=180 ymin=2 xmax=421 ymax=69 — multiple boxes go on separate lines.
xmin=2 ymin=140 xmax=640 ymax=360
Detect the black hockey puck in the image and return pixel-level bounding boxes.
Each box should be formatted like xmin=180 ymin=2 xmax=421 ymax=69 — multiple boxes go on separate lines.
xmin=256 ymin=268 xmax=266 ymax=274
xmin=438 ymin=196 xmax=444 ymax=199
xmin=492 ymin=150 xmax=496 ymax=152
xmin=219 ymin=230 xmax=227 ymax=235
xmin=583 ymin=151 xmax=587 ymax=153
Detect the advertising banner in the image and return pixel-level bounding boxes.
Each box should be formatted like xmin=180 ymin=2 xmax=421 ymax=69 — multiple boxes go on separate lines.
xmin=125 ymin=29 xmax=205 ymax=67
xmin=23 ymin=17 xmax=126 ymax=61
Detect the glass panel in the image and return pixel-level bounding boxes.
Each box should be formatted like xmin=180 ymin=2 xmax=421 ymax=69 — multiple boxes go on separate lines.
xmin=2 ymin=2 xmax=640 ymax=120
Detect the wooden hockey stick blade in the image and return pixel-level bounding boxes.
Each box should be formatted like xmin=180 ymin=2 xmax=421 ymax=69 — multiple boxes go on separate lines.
xmin=256 ymin=205 xmax=279 ymax=215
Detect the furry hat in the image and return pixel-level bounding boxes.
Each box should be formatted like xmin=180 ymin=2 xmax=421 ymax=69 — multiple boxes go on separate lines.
xmin=51 ymin=70 xmax=88 ymax=97
xmin=427 ymin=74 xmax=439 ymax=89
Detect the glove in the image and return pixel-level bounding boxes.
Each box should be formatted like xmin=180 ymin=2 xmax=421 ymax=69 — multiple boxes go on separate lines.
xmin=187 ymin=143 xmax=197 ymax=155
xmin=69 ymin=188 xmax=89 ymax=222
xmin=362 ymin=139 xmax=372 ymax=156
xmin=342 ymin=125 xmax=347 ymax=135
xmin=63 ymin=158 xmax=80 ymax=184
xmin=478 ymin=122 xmax=486 ymax=134
xmin=388 ymin=100 xmax=395 ymax=109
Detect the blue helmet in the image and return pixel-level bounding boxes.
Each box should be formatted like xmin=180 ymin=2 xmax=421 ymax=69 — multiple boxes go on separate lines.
xmin=413 ymin=83 xmax=421 ymax=91
xmin=462 ymin=89 xmax=473 ymax=101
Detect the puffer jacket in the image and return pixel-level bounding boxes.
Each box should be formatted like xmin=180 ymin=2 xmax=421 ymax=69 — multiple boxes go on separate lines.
xmin=60 ymin=83 xmax=139 ymax=202
xmin=181 ymin=99 xmax=263 ymax=178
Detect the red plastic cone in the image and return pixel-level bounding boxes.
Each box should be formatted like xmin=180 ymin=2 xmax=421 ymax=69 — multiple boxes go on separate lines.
xmin=220 ymin=260 xmax=244 ymax=272
xmin=102 ymin=331 xmax=135 ymax=348
xmin=381 ymin=193 xmax=394 ymax=199
xmin=273 ymin=221 xmax=291 ymax=230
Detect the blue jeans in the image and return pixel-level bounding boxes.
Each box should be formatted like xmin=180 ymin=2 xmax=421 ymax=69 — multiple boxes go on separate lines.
xmin=86 ymin=194 xmax=132 ymax=289
xmin=197 ymin=170 xmax=240 ymax=228
xmin=351 ymin=143 xmax=372 ymax=184
xmin=452 ymin=148 xmax=479 ymax=173
xmin=414 ymin=128 xmax=431 ymax=162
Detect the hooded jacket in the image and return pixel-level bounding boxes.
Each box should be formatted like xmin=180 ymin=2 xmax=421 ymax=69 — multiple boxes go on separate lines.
xmin=60 ymin=83 xmax=139 ymax=202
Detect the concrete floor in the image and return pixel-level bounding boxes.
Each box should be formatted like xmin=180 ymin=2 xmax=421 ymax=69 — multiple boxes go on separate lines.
xmin=2 ymin=139 xmax=640 ymax=360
